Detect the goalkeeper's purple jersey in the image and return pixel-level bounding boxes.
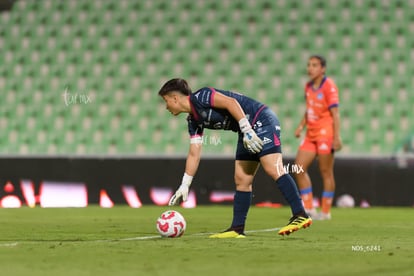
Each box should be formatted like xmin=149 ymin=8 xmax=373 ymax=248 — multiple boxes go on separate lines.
xmin=187 ymin=87 xmax=266 ymax=138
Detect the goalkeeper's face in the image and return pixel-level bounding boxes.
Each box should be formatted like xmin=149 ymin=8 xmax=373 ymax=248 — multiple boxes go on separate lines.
xmin=161 ymin=92 xmax=183 ymax=116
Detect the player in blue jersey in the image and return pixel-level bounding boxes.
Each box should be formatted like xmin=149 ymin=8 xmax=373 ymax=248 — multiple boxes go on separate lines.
xmin=158 ymin=78 xmax=312 ymax=237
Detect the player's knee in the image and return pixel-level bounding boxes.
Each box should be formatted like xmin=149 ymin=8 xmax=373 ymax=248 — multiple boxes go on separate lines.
xmin=295 ymin=171 xmax=308 ymax=181
xmin=234 ymin=181 xmax=252 ymax=191
xmin=319 ymin=166 xmax=333 ymax=179
xmin=234 ymin=174 xmax=251 ymax=189
xmin=257 ymin=162 xmax=276 ymax=180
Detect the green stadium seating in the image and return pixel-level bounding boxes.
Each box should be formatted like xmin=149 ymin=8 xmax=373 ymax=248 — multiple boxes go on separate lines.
xmin=0 ymin=0 xmax=413 ymax=155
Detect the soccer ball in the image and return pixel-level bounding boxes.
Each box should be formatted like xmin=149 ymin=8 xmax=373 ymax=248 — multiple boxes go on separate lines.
xmin=336 ymin=194 xmax=355 ymax=208
xmin=156 ymin=210 xmax=186 ymax=238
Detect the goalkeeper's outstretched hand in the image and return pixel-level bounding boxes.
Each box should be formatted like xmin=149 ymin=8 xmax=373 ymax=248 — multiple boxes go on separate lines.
xmin=168 ymin=173 xmax=193 ymax=206
xmin=168 ymin=183 xmax=189 ymax=206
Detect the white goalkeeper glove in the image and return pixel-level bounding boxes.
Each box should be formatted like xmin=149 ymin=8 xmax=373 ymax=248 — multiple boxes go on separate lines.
xmin=239 ymin=117 xmax=263 ymax=154
xmin=168 ymin=173 xmax=193 ymax=206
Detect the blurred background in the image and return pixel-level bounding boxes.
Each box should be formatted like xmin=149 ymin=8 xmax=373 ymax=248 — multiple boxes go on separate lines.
xmin=0 ymin=0 xmax=413 ymax=207
xmin=0 ymin=0 xmax=413 ymax=157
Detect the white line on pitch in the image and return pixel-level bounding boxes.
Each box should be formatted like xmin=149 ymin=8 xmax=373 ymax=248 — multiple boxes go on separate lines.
xmin=120 ymin=227 xmax=281 ymax=241
xmin=0 ymin=242 xmax=18 ymax=247
xmin=119 ymin=235 xmax=161 ymax=241
xmin=0 ymin=227 xmax=282 ymax=246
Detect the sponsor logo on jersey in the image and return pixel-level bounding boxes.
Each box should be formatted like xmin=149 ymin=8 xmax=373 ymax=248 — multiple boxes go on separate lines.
xmin=254 ymin=120 xmax=262 ymax=128
xmin=254 ymin=120 xmax=263 ymax=133
xmin=213 ymin=122 xmax=222 ymax=129
xmin=319 ymin=143 xmax=329 ymax=151
xmin=263 ymin=137 xmax=272 ymax=145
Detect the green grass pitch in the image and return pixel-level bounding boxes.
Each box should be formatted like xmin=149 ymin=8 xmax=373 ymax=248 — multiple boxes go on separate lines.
xmin=0 ymin=206 xmax=412 ymax=276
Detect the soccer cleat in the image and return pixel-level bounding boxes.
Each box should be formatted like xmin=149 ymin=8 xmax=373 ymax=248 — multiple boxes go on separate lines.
xmin=278 ymin=215 xmax=312 ymax=236
xmin=209 ymin=229 xmax=246 ymax=239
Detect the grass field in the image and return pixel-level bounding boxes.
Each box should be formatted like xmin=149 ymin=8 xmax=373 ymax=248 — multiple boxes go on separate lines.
xmin=0 ymin=206 xmax=412 ymax=276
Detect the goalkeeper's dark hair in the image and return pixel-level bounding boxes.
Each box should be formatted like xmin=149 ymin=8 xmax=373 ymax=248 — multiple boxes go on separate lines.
xmin=158 ymin=78 xmax=192 ymax=96
xmin=310 ymin=54 xmax=327 ymax=68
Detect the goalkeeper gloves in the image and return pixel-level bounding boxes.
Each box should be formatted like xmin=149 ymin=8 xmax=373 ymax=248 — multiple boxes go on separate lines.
xmin=168 ymin=173 xmax=193 ymax=206
xmin=239 ymin=117 xmax=263 ymax=154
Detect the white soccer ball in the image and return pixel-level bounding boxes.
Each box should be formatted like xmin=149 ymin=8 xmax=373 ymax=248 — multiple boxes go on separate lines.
xmin=156 ymin=210 xmax=186 ymax=238
xmin=336 ymin=194 xmax=355 ymax=208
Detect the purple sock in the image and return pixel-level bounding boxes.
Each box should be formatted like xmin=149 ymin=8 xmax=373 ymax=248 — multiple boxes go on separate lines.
xmin=276 ymin=174 xmax=305 ymax=216
xmin=231 ymin=191 xmax=252 ymax=232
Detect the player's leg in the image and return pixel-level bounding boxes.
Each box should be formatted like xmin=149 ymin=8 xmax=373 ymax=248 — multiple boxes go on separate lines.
xmin=295 ymin=147 xmax=317 ymax=216
xmin=260 ymin=153 xmax=306 ymax=216
xmin=251 ymin=108 xmax=311 ymax=235
xmin=295 ymin=137 xmax=318 ymax=214
xmin=232 ymin=160 xmax=260 ymax=229
xmin=316 ymin=151 xmax=335 ymax=220
xmin=209 ymin=160 xmax=259 ymax=238
xmin=260 ymin=153 xmax=312 ymax=235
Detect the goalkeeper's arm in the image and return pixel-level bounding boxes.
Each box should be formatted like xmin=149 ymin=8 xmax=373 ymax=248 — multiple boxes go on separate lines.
xmin=184 ymin=137 xmax=203 ymax=177
xmin=168 ymin=138 xmax=202 ymax=205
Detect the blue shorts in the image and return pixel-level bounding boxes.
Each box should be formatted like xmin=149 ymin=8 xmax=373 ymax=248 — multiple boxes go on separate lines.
xmin=236 ymin=107 xmax=282 ymax=161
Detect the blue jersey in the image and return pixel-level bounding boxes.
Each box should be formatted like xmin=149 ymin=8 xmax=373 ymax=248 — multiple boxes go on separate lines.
xmin=187 ymin=87 xmax=266 ymax=137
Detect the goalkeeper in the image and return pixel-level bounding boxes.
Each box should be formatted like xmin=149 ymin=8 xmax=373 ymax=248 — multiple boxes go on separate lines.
xmin=158 ymin=78 xmax=312 ymax=237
